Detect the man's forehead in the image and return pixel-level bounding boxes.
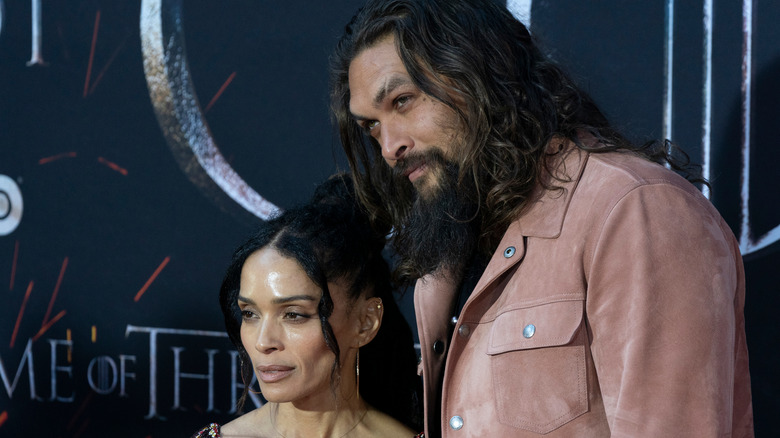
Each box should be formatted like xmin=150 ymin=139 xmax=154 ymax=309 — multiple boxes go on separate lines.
xmin=349 ymin=43 xmax=412 ymax=116
xmin=349 ymin=38 xmax=404 ymax=88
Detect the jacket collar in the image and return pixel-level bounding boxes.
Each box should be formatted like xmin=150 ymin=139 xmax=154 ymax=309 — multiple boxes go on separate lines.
xmin=514 ymin=141 xmax=588 ymax=239
xmin=467 ymin=142 xmax=589 ymax=304
xmin=414 ymin=141 xmax=590 ymax=317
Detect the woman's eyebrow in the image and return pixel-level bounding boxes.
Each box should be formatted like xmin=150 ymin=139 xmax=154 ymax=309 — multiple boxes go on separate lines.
xmin=271 ymin=295 xmax=318 ymax=305
xmin=237 ymin=295 xmax=254 ymax=305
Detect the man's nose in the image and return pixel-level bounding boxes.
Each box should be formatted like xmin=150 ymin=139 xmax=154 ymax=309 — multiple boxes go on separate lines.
xmin=379 ymin=120 xmax=413 ymax=164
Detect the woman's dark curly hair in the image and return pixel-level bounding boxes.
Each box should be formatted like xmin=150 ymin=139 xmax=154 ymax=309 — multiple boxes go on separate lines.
xmin=330 ymin=0 xmax=705 ymax=253
xmin=219 ymin=173 xmax=422 ymax=430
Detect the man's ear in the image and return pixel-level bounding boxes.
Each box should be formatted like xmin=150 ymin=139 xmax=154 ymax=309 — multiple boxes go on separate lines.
xmin=357 ymin=297 xmax=384 ymax=347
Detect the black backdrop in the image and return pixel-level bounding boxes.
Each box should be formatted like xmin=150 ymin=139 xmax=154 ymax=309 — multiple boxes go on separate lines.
xmin=0 ymin=1 xmax=777 ymax=437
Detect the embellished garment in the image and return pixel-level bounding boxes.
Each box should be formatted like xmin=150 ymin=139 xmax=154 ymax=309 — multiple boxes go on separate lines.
xmin=191 ymin=423 xmax=220 ymax=438
xmin=192 ymin=423 xmax=423 ymax=437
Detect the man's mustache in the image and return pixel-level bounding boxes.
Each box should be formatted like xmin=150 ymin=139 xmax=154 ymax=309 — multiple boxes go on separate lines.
xmin=391 ymin=149 xmax=449 ymax=180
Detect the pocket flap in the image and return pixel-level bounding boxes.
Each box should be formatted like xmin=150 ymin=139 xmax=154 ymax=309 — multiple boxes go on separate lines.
xmin=487 ymin=299 xmax=584 ymax=355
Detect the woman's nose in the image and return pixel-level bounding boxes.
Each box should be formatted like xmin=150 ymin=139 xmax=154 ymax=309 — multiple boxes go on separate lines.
xmin=255 ymin=320 xmax=282 ymax=353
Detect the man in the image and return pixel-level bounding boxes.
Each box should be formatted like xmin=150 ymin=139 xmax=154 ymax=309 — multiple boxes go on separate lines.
xmin=329 ymin=0 xmax=753 ymax=436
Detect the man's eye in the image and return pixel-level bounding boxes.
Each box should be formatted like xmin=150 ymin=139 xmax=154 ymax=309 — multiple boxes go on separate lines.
xmin=363 ymin=120 xmax=379 ymax=132
xmin=394 ymin=95 xmax=410 ymax=107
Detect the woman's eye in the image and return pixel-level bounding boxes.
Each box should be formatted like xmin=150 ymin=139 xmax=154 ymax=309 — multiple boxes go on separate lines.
xmin=283 ymin=312 xmax=312 ymax=321
xmin=241 ymin=309 xmax=257 ymax=320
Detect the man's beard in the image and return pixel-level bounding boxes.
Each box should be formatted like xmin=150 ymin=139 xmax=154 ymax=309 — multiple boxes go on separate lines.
xmin=388 ymin=149 xmax=481 ymax=283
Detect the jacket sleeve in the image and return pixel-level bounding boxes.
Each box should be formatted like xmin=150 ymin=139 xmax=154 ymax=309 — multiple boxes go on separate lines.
xmin=583 ymin=182 xmax=752 ymax=437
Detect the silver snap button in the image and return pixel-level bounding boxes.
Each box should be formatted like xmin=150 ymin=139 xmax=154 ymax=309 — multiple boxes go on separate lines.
xmin=523 ymin=324 xmax=536 ymax=338
xmin=458 ymin=324 xmax=470 ymax=337
xmin=503 ymin=246 xmax=516 ymax=258
xmin=450 ymin=315 xmax=459 ymax=326
xmin=449 ymin=415 xmax=464 ymax=430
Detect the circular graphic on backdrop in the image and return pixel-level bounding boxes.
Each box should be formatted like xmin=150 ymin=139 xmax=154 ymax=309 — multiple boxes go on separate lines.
xmin=0 ymin=174 xmax=23 ymax=235
xmin=140 ymin=0 xmax=280 ymax=223
xmin=0 ymin=1 xmax=5 ymax=40
xmin=138 ymin=0 xmax=530 ymax=225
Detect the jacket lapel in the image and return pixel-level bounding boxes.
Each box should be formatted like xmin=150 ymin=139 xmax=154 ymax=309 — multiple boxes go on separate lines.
xmin=413 ymin=142 xmax=589 ymax=436
xmin=466 ymin=145 xmax=589 ymax=307
xmin=414 ymin=271 xmax=459 ymax=437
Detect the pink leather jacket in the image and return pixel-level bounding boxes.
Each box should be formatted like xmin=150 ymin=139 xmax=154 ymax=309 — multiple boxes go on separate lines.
xmin=414 ymin=146 xmax=754 ymax=437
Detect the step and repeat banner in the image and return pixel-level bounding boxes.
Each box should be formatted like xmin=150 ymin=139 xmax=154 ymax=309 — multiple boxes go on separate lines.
xmin=1 ymin=1 xmax=778 ymax=436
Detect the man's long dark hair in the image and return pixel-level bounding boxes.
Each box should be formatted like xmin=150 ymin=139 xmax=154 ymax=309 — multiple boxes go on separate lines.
xmin=330 ymin=0 xmax=705 ymax=256
xmin=219 ymin=174 xmax=422 ymax=430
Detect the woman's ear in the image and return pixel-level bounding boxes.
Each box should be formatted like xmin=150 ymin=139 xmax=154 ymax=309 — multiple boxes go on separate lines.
xmin=357 ymin=297 xmax=383 ymax=347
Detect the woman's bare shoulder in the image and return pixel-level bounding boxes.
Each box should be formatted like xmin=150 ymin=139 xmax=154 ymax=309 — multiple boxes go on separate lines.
xmin=219 ymin=405 xmax=274 ymax=438
xmin=361 ymin=408 xmax=420 ymax=438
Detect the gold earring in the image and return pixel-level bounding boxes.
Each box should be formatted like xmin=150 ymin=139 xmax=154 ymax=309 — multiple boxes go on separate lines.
xmin=356 ymin=349 xmax=360 ymax=399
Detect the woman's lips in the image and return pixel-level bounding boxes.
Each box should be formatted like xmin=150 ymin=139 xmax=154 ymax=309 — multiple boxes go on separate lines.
xmin=256 ymin=365 xmax=294 ymax=383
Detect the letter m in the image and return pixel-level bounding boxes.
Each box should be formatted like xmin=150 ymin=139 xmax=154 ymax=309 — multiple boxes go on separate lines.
xmin=0 ymin=338 xmax=39 ymax=399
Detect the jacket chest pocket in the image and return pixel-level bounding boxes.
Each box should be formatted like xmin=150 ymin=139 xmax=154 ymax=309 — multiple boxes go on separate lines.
xmin=486 ymin=299 xmax=588 ymax=434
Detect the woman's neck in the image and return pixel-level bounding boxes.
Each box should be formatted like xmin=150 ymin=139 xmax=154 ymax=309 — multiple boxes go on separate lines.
xmin=269 ymin=398 xmax=368 ymax=438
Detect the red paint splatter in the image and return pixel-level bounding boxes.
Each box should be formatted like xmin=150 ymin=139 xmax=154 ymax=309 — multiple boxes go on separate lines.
xmin=88 ymin=33 xmax=130 ymax=96
xmin=134 ymin=257 xmax=171 ymax=302
xmin=67 ymin=391 xmax=94 ymax=431
xmin=32 ymin=310 xmax=66 ymax=342
xmin=42 ymin=257 xmax=68 ymax=325
xmin=97 ymin=157 xmax=128 ymax=176
xmin=10 ymin=281 xmax=34 ymax=348
xmin=9 ymin=240 xmax=19 ymax=291
xmin=205 ymin=72 xmax=237 ymax=113
xmin=83 ymin=10 xmax=101 ymax=98
xmin=39 ymin=152 xmax=77 ymax=165
xmin=57 ymin=23 xmax=71 ymax=61
xmin=73 ymin=417 xmax=90 ymax=438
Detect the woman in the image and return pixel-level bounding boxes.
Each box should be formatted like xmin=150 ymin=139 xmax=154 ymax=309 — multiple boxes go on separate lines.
xmin=193 ymin=174 xmax=423 ymax=437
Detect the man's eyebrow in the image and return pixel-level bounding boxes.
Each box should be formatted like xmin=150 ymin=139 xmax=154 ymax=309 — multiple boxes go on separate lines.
xmin=351 ymin=75 xmax=413 ymax=122
xmin=374 ymin=75 xmax=412 ymax=107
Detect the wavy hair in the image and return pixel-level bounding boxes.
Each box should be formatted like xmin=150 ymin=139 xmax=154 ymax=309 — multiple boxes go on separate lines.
xmin=330 ymin=0 xmax=705 ymax=252
xmin=219 ymin=174 xmax=422 ymax=430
